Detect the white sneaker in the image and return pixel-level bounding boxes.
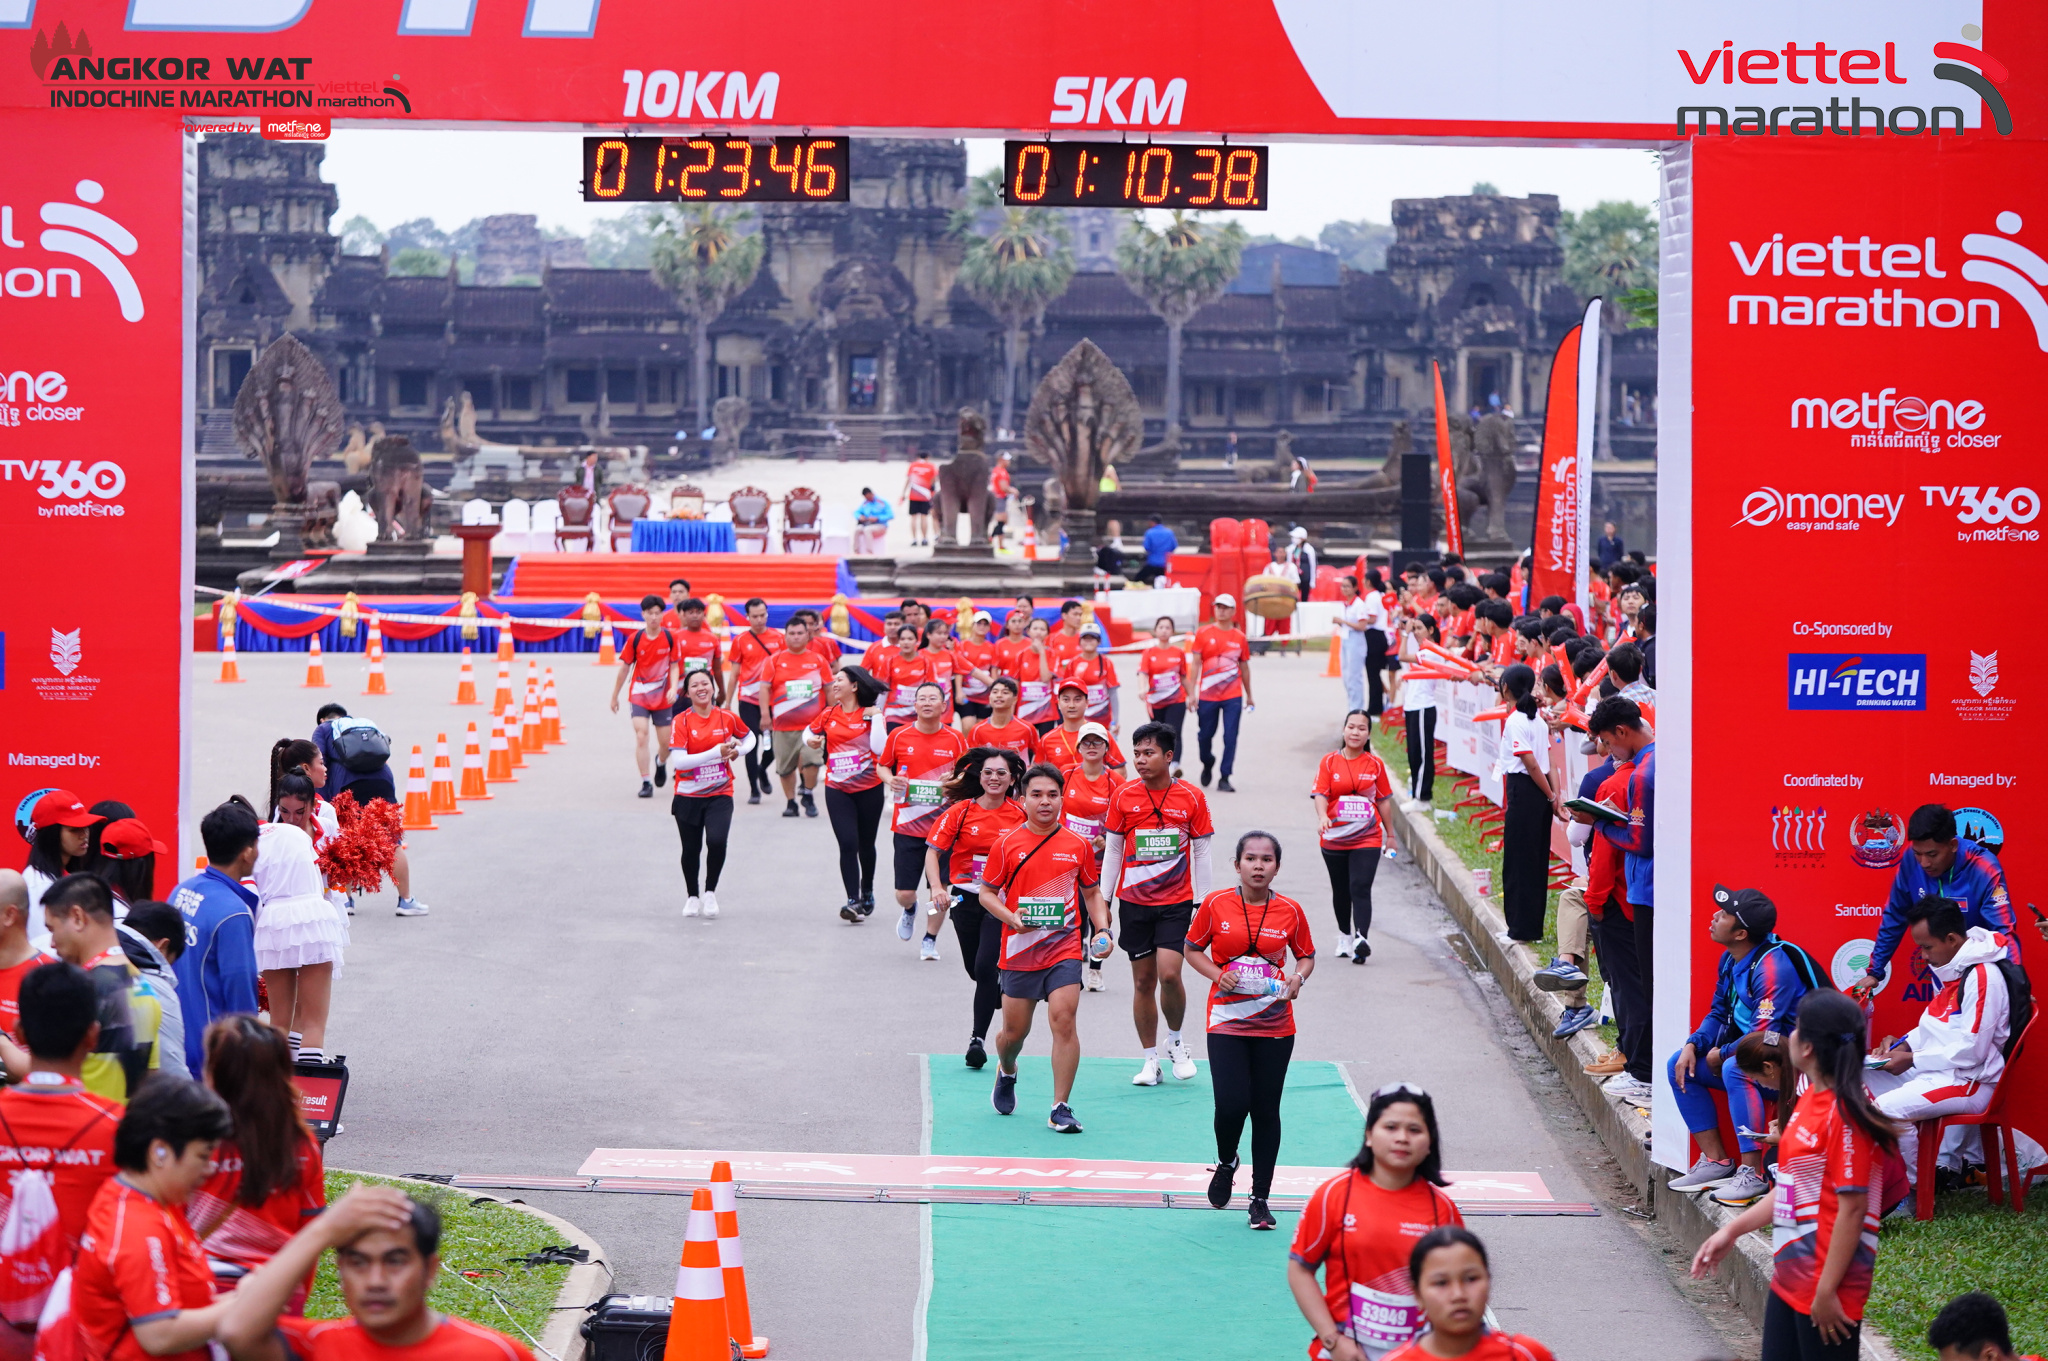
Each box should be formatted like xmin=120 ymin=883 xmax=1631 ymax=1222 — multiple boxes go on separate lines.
xmin=897 ymin=907 xmax=916 ymax=940
xmin=1083 ymin=967 xmax=1107 ymax=993
xmin=701 ymin=891 xmax=719 ymax=920
xmin=919 ymin=936 xmax=940 ymax=961
xmin=395 ymin=898 xmax=429 ymax=917
xmin=1165 ymin=1036 xmax=1198 ymax=1080
xmin=684 ymin=896 xmax=702 ymax=918
xmin=1132 ymin=1057 xmax=1162 ymax=1086
xmin=1710 ymin=1164 xmax=1772 ymax=1207
xmin=1668 ymin=1155 xmax=1738 ymax=1193
xmin=1602 ymin=1073 xmax=1655 ymax=1105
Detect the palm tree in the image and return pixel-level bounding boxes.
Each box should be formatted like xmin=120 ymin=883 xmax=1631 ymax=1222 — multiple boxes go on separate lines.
xmin=650 ymin=204 xmax=765 ymax=432
xmin=949 ymin=169 xmax=1075 ymax=435
xmin=1560 ymin=201 xmax=1657 ymax=460
xmin=1114 ymin=210 xmax=1248 ymax=437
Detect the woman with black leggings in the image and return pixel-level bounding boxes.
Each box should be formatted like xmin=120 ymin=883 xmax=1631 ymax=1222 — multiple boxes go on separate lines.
xmin=924 ymin=747 xmax=1026 ymax=1070
xmin=802 ymin=667 xmax=886 ymax=920
xmin=1312 ymin=709 xmax=1402 ymax=964
xmin=667 ymin=669 xmax=754 ymax=919
xmin=1184 ymin=831 xmax=1316 ymax=1231
xmin=1495 ymin=662 xmax=1557 ymax=943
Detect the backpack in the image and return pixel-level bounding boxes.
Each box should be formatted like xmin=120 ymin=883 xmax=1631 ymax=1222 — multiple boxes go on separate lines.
xmin=1767 ymin=938 xmax=1827 ymax=994
xmin=329 ymin=716 xmax=391 ymax=774
xmin=1979 ymin=958 xmax=2034 ymax=1060
xmin=0 ymin=1102 xmax=114 ymax=1326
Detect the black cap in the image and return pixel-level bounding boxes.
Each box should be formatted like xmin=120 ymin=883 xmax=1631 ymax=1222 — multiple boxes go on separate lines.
xmin=1711 ymin=884 xmax=1775 ymax=938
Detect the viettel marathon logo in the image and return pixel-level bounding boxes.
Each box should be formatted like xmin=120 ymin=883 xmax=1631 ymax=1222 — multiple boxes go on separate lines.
xmin=1677 ymin=25 xmax=2012 ymax=135
xmin=0 ymin=180 xmax=143 ymax=321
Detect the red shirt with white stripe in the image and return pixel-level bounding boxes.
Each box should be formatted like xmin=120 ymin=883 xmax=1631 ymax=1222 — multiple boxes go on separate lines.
xmin=670 ymin=706 xmax=752 ymax=798
xmin=1770 ymin=1087 xmax=1880 ymax=1322
xmin=1186 ymin=889 xmax=1314 ymax=1037
xmin=982 ymin=824 xmax=1099 ymax=971
xmin=1314 ymin=750 xmax=1395 ymax=851
xmin=1289 ymin=1169 xmax=1465 ymax=1361
xmin=929 ymin=797 xmax=1026 ymax=888
xmin=1138 ymin=644 xmax=1189 ymax=708
xmin=765 ymin=650 xmax=834 ymax=731
xmin=1194 ymin=625 xmax=1251 ymax=702
xmin=969 ymin=718 xmax=1039 ymax=764
xmin=806 ymin=707 xmax=880 ymax=792
xmin=1056 ymin=653 xmax=1119 ymax=722
xmin=879 ymin=724 xmax=968 ymax=836
xmin=1039 ymin=726 xmax=1127 ymax=777
xmin=727 ymin=627 xmax=784 ymax=707
xmin=954 ymin=638 xmax=998 ymax=701
xmin=1382 ymin=1333 xmax=1555 ymax=1361
xmin=1102 ymin=779 xmax=1213 ymax=906
xmin=1058 ymin=765 xmax=1123 ymax=842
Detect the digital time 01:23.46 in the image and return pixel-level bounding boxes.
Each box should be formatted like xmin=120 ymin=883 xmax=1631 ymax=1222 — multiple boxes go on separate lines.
xmin=582 ymin=136 xmax=851 ymax=203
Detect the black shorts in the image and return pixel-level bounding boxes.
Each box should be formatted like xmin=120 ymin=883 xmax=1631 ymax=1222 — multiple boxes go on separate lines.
xmin=1000 ymin=957 xmax=1084 ymax=1000
xmin=631 ymin=703 xmax=676 ymax=725
xmin=1119 ymin=900 xmax=1194 ymax=960
xmin=908 ymin=497 xmax=932 ymax=514
xmin=894 ymin=832 xmax=930 ymax=893
xmin=957 ymin=700 xmax=992 ymax=720
xmin=344 ymin=775 xmax=397 ymax=807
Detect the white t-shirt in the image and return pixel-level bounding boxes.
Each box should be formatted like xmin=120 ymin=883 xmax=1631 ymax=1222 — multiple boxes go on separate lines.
xmin=1500 ymin=709 xmax=1551 ymax=777
xmin=1401 ymin=676 xmax=1439 ymax=711
xmin=1358 ymin=592 xmax=1392 ymax=633
xmin=1341 ymin=597 xmax=1372 ymax=633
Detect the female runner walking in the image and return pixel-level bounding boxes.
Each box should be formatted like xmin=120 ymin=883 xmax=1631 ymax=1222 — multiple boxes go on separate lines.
xmin=953 ymin=610 xmax=999 ymax=736
xmin=879 ymin=681 xmax=968 ymax=958
xmin=1185 ymin=830 xmax=1314 ymax=1228
xmin=1289 ymin=1084 xmax=1465 ymax=1359
xmin=666 ymin=669 xmax=754 ymax=919
xmin=925 ymin=747 xmax=1027 ymax=1069
xmin=1312 ymin=709 xmax=1401 ymax=963
xmin=804 ymin=666 xmax=887 ymax=921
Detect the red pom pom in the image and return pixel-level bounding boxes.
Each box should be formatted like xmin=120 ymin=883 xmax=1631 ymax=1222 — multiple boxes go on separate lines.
xmin=318 ymin=790 xmax=403 ymax=895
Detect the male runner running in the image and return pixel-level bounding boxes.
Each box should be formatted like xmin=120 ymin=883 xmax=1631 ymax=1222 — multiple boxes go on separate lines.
xmin=879 ymin=682 xmax=968 ymax=957
xmin=877 ymin=624 xmax=930 ymax=730
xmin=665 ymin=595 xmax=726 ymax=705
xmin=981 ymin=764 xmax=1111 ymax=1132
xmin=724 ymin=596 xmax=783 ymax=804
xmin=609 ymin=595 xmax=682 ymax=799
xmin=970 ymin=677 xmax=1040 ymax=763
xmin=1103 ymin=721 xmax=1215 ymax=1084
xmin=764 ymin=614 xmax=833 ymax=818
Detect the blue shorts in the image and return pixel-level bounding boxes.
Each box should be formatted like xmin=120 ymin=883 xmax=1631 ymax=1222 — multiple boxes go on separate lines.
xmin=999 ymin=957 xmax=1084 ymax=1000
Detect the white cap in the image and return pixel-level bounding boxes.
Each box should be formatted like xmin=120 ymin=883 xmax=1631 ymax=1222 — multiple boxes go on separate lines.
xmin=1079 ymin=622 xmax=1102 ymax=637
xmin=1290 ymin=525 xmax=1308 ymax=540
xmin=1214 ymin=593 xmax=1236 ymax=607
xmin=972 ymin=610 xmax=993 ymax=624
xmin=1076 ymin=721 xmax=1112 ymax=746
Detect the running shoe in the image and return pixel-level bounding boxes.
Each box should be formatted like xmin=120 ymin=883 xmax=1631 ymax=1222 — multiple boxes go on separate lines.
xmin=965 ymin=1036 xmax=987 ymax=1069
xmin=1217 ymin=776 xmax=1236 ymax=793
xmin=1165 ymin=1036 xmax=1198 ymax=1080
xmin=1083 ymin=966 xmax=1106 ymax=992
xmin=345 ymin=895 xmax=356 ymax=916
xmin=1247 ymin=1198 xmax=1277 ymax=1230
xmin=898 ymin=907 xmax=916 ymax=940
xmin=701 ymin=892 xmax=719 ymax=920
xmin=1132 ymin=1056 xmax=1162 ymax=1086
xmin=840 ymin=899 xmax=862 ymax=923
xmin=783 ymin=800 xmax=800 ymax=818
xmin=859 ymin=892 xmax=876 ymax=916
xmin=1710 ymin=1165 xmax=1771 ymax=1207
xmin=1200 ymin=759 xmax=1214 ymax=786
xmin=1552 ymin=1004 xmax=1597 ymax=1038
xmin=1534 ymin=957 xmax=1591 ymax=991
xmin=992 ymin=1070 xmax=1017 ymax=1115
xmin=639 ymin=780 xmax=654 ymax=799
xmin=1351 ymin=935 xmax=1372 ymax=963
xmin=919 ymin=935 xmax=940 ymax=961
xmin=1603 ymin=1073 xmax=1656 ymax=1106
xmin=747 ymin=791 xmax=762 ymax=806
xmin=683 ymin=896 xmax=702 ymax=918
xmin=1668 ymin=1156 xmax=1739 ymax=1193
xmin=653 ymin=763 xmax=666 ymax=788
xmin=801 ymin=792 xmax=818 ymax=818
xmin=1048 ymin=1102 xmax=1083 ymax=1134
xmin=395 ymin=898 xmax=429 ymax=917
xmin=1207 ymin=1157 xmax=1238 ymax=1209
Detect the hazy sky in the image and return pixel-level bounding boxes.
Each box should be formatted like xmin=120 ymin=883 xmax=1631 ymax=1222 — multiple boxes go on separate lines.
xmin=316 ymin=129 xmax=1662 ymax=243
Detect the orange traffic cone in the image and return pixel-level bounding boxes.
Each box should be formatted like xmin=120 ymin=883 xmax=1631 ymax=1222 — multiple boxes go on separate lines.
xmin=520 ymin=682 xmax=544 ymax=754
xmin=662 ymin=1188 xmax=730 ymax=1361
xmin=302 ymin=637 xmax=330 ymax=688
xmin=1324 ymin=622 xmax=1343 ymax=677
xmin=486 ymin=711 xmax=516 ymax=783
xmin=542 ymin=668 xmax=562 ymax=744
xmin=503 ymin=698 xmax=529 ymax=770
xmin=363 ymin=615 xmax=388 ymax=696
xmin=496 ymin=631 xmax=514 ymax=663
xmin=1019 ymin=518 xmax=1037 ymax=561
xmin=491 ymin=655 xmax=514 ymax=713
xmin=709 ymin=1162 xmax=768 ymax=1358
xmin=458 ymin=722 xmax=491 ymax=801
xmin=217 ymin=635 xmax=244 ymax=683
xmin=429 ymin=733 xmax=460 ymax=815
xmin=400 ymin=746 xmax=435 ymax=832
xmin=595 ymin=624 xmax=617 ymax=667
xmin=453 ymin=648 xmax=479 ymax=705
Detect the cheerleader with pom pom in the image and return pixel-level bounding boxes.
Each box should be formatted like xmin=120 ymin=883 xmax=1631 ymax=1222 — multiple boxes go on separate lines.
xmin=249 ymin=781 xmax=347 ymax=1063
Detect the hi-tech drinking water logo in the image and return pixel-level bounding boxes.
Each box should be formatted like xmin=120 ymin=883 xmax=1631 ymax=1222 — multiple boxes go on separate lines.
xmin=0 ymin=179 xmax=143 ymax=321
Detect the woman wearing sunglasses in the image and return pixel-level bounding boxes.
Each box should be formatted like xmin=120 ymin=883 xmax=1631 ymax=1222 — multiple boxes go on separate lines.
xmin=1288 ymin=1084 xmax=1464 ymax=1360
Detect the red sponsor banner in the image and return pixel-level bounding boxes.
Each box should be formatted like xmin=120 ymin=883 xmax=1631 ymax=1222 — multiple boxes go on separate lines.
xmin=261 ymin=114 xmax=327 ymax=139
xmin=1682 ymin=136 xmax=2046 ymax=1112
xmin=1529 ymin=324 xmax=1584 ymax=608
xmin=0 ymin=112 xmax=187 ymax=868
xmin=1431 ymin=361 xmax=1462 ymax=558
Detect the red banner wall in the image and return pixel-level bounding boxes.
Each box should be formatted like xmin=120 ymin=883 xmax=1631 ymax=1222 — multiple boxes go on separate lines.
xmin=1687 ymin=136 xmax=2046 ymax=1053
xmin=0 ymin=113 xmax=188 ymax=865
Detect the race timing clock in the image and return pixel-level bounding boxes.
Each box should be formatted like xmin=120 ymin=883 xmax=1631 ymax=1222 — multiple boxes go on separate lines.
xmin=582 ymin=136 xmax=851 ymax=202
xmin=1001 ymin=140 xmax=1267 ymax=210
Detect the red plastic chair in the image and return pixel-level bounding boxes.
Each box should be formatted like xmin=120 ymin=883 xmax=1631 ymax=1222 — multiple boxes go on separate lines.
xmin=1913 ymin=1014 xmax=2038 ymax=1220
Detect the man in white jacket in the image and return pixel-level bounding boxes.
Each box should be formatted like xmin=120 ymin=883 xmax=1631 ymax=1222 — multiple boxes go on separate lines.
xmin=1866 ymin=898 xmax=2016 ymax=1178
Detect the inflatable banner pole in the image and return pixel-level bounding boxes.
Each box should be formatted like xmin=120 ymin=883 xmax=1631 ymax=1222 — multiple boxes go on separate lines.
xmin=1430 ymin=361 xmax=1462 ymax=558
xmin=1528 ymin=301 xmax=1600 ymax=611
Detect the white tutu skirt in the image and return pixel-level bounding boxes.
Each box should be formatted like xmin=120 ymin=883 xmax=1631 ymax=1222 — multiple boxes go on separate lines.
xmin=255 ymin=891 xmax=347 ymax=971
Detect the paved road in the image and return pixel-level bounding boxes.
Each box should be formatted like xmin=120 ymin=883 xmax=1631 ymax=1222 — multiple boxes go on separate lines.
xmin=188 ymin=648 xmax=1740 ymax=1360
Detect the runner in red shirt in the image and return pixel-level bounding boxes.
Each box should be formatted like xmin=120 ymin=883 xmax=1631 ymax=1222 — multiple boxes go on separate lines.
xmin=655 ymin=577 xmax=692 ymax=631
xmin=952 ymin=611 xmax=1000 ymax=736
xmin=722 ymin=597 xmax=784 ymax=805
xmin=1313 ymin=711 xmax=1401 ymax=964
xmin=901 ymin=455 xmax=939 ymax=547
xmin=1103 ymin=721 xmax=1215 ymax=1086
xmin=1056 ymin=625 xmax=1120 ymax=729
xmin=1040 ymin=682 xmax=1129 ymax=776
xmin=879 ymin=685 xmax=969 ymax=959
xmin=925 ymin=747 xmax=1028 ymax=1070
xmin=74 ymin=1078 xmax=235 ymax=1361
xmin=1048 ymin=600 xmax=1088 ymax=670
xmin=980 ymin=765 xmax=1109 ymax=1133
xmin=794 ymin=607 xmax=842 ymax=672
xmin=1288 ymin=1086 xmax=1465 ymax=1360
xmin=0 ymin=878 xmax=56 ymax=1044
xmin=1193 ymin=595 xmax=1255 ymax=791
xmin=1380 ymin=1229 xmax=1555 ymax=1361
xmin=608 ymin=596 xmax=681 ymax=800
xmin=860 ymin=612 xmax=905 ymax=677
xmin=662 ymin=595 xmax=725 ymax=706
xmin=1185 ymin=832 xmax=1315 ymax=1228
xmin=874 ymin=624 xmax=931 ymax=729
xmin=764 ymin=615 xmax=834 ymax=818
xmin=1693 ymin=990 xmax=1896 ymax=1355
xmin=805 ymin=668 xmax=887 ymax=922
xmin=1057 ymin=723 xmax=1124 ymax=994
xmin=219 ymin=1185 xmax=535 ymax=1361
xmin=969 ymin=678 xmax=1040 ymax=764
xmin=664 ymin=671 xmax=755 ymax=919
xmin=1137 ymin=615 xmax=1192 ymax=764
xmin=922 ymin=616 xmax=958 ymax=725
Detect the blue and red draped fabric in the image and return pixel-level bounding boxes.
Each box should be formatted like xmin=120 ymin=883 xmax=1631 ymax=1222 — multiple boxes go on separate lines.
xmin=231 ymin=598 xmax=640 ymax=654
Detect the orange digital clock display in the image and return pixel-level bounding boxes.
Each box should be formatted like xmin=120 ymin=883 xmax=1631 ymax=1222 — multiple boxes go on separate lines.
xmin=1001 ymin=140 xmax=1267 ymax=210
xmin=582 ymin=136 xmax=850 ymax=202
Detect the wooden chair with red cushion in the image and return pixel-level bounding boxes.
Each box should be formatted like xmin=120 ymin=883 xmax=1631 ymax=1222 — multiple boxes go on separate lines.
xmin=783 ymin=486 xmax=823 ymax=554
xmin=606 ymin=484 xmax=652 ymax=552
xmin=730 ymin=486 xmax=772 ymax=552
xmin=555 ymin=487 xmax=596 ymax=552
xmin=670 ymin=483 xmax=706 ymax=521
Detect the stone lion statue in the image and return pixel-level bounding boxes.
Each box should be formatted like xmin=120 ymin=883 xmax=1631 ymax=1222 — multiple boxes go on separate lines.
xmin=935 ymin=407 xmax=994 ymax=547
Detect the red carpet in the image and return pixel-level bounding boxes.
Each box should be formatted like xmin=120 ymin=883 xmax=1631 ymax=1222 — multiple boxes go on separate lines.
xmin=505 ymin=552 xmax=842 ymax=600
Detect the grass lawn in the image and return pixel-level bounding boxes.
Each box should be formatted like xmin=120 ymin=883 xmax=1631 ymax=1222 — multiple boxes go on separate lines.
xmin=307 ymin=1172 xmax=574 ymax=1345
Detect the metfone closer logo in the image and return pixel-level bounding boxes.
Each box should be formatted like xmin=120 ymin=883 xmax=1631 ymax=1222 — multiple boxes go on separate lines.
xmin=1788 ymin=653 xmax=1927 ymax=710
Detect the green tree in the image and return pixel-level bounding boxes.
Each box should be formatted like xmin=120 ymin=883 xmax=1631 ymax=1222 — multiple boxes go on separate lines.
xmin=1113 ymin=210 xmax=1248 ymax=436
xmin=388 ymin=247 xmax=448 ymax=277
xmin=1471 ymin=181 xmax=1500 ymax=195
xmin=650 ymin=204 xmax=765 ymax=432
xmin=949 ymin=168 xmax=1076 ymax=435
xmin=338 ymin=215 xmax=384 ymax=256
xmin=1560 ymin=200 xmax=1659 ymax=458
xmin=584 ymin=207 xmax=662 ymax=269
xmin=1319 ymin=219 xmax=1394 ymax=272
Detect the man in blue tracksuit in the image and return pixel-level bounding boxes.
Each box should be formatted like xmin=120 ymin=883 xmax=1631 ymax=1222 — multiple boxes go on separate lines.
xmin=1858 ymin=803 xmax=2018 ymax=997
xmin=166 ymin=801 xmax=262 ymax=1073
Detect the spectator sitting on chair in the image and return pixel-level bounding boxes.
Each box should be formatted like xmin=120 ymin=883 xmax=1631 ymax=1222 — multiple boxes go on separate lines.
xmin=1865 ymin=898 xmax=2028 ymax=1188
xmin=1927 ymin=1293 xmax=2045 ymax=1361
xmin=1665 ymin=887 xmax=1818 ymax=1208
xmin=855 ymin=486 xmax=893 ymax=554
xmin=1859 ymin=805 xmax=2019 ymax=1001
